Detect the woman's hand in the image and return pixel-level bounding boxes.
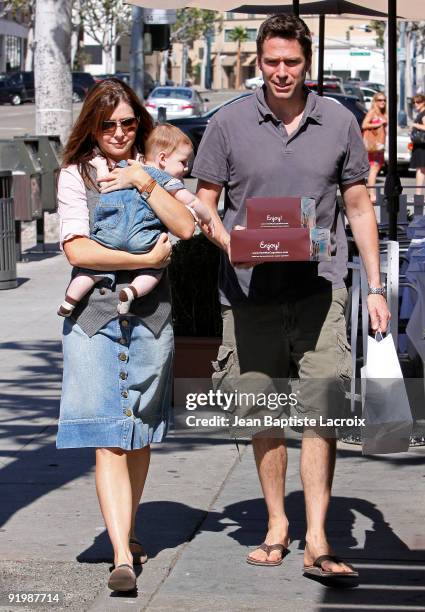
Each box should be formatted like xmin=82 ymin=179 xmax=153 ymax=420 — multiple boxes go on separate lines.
xmin=99 ymin=159 xmax=151 ymax=193
xmin=144 ymin=233 xmax=172 ymax=269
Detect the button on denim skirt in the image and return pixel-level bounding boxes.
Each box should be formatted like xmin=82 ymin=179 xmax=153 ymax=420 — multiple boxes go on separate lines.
xmin=56 ymin=315 xmax=173 ymax=450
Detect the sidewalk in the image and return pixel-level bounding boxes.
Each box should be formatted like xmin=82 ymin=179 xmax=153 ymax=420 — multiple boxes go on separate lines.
xmin=0 ymin=248 xmax=424 ymax=612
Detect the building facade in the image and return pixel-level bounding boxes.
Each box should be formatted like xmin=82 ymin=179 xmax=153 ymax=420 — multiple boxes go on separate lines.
xmin=0 ymin=3 xmax=29 ymax=73
xmin=77 ymin=11 xmax=425 ymax=95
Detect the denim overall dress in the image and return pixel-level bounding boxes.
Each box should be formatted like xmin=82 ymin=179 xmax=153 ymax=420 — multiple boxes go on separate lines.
xmin=75 ymin=163 xmax=183 ymax=287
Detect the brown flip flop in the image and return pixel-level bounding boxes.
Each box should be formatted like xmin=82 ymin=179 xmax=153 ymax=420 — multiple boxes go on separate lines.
xmin=129 ymin=537 xmax=148 ymax=565
xmin=303 ymin=554 xmax=359 ymax=580
xmin=246 ymin=542 xmax=289 ymax=566
xmin=107 ymin=563 xmax=137 ymax=592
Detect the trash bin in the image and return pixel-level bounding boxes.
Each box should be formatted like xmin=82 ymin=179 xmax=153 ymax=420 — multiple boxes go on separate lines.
xmin=0 ymin=171 xmax=17 ymax=290
xmin=0 ymin=139 xmax=42 ymax=221
xmin=14 ymin=135 xmax=62 ymax=213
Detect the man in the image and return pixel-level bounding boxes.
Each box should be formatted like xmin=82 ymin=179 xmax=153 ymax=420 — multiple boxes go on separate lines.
xmin=192 ymin=14 xmax=390 ymax=577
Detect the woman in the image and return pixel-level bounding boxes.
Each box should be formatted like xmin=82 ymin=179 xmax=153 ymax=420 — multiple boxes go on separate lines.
xmin=362 ymin=92 xmax=387 ymax=203
xmin=410 ymin=94 xmax=425 ymax=195
xmin=56 ymin=79 xmax=194 ymax=592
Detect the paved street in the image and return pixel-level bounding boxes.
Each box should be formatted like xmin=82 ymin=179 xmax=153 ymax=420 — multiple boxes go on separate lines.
xmin=0 ymin=90 xmax=235 ymax=139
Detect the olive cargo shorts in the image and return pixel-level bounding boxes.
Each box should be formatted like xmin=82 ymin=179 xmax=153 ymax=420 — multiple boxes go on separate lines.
xmin=212 ymin=288 xmax=352 ymax=426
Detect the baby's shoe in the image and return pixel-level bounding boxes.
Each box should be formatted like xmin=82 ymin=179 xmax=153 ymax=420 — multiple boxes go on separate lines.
xmin=117 ymin=286 xmax=138 ymax=315
xmin=57 ymin=296 xmax=78 ymax=317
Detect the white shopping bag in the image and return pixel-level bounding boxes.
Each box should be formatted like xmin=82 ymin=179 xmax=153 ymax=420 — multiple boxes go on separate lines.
xmin=361 ymin=333 xmax=413 ymax=455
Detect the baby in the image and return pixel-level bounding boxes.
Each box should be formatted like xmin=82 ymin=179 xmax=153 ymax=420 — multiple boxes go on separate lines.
xmin=58 ymin=123 xmax=214 ymax=317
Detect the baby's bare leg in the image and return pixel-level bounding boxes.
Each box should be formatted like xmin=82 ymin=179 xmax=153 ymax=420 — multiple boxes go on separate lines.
xmin=58 ymin=274 xmax=100 ymax=317
xmin=117 ymin=272 xmax=163 ymax=315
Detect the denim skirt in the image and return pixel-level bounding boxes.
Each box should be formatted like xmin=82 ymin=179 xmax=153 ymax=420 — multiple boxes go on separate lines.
xmin=56 ymin=315 xmax=174 ymax=450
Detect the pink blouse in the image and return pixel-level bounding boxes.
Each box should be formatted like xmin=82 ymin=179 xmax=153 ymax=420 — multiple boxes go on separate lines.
xmin=57 ymin=154 xmax=144 ymax=249
xmin=57 ymin=164 xmax=90 ymax=249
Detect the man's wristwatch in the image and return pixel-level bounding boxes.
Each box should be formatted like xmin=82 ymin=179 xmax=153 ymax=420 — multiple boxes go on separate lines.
xmin=140 ymin=178 xmax=157 ymax=201
xmin=368 ymin=283 xmax=386 ymax=296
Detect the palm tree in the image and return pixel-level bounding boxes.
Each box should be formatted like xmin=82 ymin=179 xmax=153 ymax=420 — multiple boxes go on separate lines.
xmin=228 ymin=26 xmax=249 ymax=89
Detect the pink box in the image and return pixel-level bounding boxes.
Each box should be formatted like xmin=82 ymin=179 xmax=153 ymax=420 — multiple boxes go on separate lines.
xmin=246 ymin=197 xmax=316 ymax=229
xmin=230 ymin=228 xmax=311 ymax=263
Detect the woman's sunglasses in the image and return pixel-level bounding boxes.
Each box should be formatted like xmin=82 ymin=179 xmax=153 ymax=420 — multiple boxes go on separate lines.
xmin=101 ymin=117 xmax=139 ymax=134
xmin=376 ymin=98 xmax=386 ymax=102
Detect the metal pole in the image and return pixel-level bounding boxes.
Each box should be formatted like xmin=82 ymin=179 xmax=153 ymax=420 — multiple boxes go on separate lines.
xmin=181 ymin=43 xmax=188 ymax=86
xmin=15 ymin=220 xmax=22 ymax=262
xmin=317 ymin=15 xmax=325 ymax=96
xmin=36 ymin=216 xmax=45 ymax=251
xmin=384 ymin=0 xmax=402 ymax=242
xmin=205 ymin=28 xmax=212 ymax=90
xmin=130 ymin=6 xmax=145 ymax=101
xmin=293 ymin=0 xmax=300 ymax=17
xmin=398 ymin=20 xmax=407 ymax=127
xmin=412 ymin=29 xmax=417 ymax=96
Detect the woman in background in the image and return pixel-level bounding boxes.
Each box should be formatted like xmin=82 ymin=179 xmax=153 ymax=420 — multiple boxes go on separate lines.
xmin=410 ymin=94 xmax=425 ymax=195
xmin=362 ymin=92 xmax=387 ymax=204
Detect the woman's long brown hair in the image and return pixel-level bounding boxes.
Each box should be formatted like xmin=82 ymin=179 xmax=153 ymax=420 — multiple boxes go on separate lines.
xmin=62 ymin=78 xmax=154 ymax=189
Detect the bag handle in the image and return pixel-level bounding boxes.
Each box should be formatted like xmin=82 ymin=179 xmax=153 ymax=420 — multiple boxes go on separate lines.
xmin=374 ymin=319 xmax=392 ymax=341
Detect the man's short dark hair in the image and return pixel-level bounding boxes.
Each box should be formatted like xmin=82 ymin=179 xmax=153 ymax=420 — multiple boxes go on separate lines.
xmin=256 ymin=14 xmax=312 ymax=65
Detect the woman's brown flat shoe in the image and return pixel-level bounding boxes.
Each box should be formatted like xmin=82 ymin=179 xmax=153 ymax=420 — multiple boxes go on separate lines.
xmin=107 ymin=564 xmax=137 ymax=592
xmin=129 ymin=537 xmax=148 ymax=565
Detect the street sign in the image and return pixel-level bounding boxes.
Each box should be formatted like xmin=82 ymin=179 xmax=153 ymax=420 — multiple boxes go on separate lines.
xmin=144 ymin=9 xmax=177 ymax=25
xmin=350 ymin=51 xmax=371 ymax=56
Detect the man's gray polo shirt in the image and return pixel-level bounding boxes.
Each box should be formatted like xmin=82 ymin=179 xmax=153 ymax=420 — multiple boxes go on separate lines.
xmin=192 ymin=87 xmax=369 ymax=306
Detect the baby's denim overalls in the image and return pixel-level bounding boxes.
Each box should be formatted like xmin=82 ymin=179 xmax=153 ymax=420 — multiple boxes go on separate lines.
xmin=74 ymin=163 xmax=183 ymax=286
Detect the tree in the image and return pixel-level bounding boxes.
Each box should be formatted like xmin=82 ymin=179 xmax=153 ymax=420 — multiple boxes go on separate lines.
xmin=370 ymin=20 xmax=386 ymax=48
xmin=228 ymin=26 xmax=249 ymax=90
xmin=71 ymin=0 xmax=83 ymax=68
xmin=172 ymin=9 xmax=222 ymax=85
xmin=80 ymin=0 xmax=132 ymax=74
xmin=34 ymin=0 xmax=72 ymax=143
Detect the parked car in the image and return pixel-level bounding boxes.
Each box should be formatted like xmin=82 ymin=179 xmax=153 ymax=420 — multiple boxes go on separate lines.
xmin=359 ymin=81 xmax=385 ymax=93
xmin=168 ymin=93 xmax=252 ymax=153
xmin=168 ymin=91 xmax=366 ymax=158
xmin=71 ymin=72 xmax=96 ymax=102
xmin=343 ymin=83 xmax=365 ymax=105
xmin=384 ymin=129 xmax=412 ymax=170
xmin=0 ymin=70 xmax=96 ymax=105
xmin=323 ymin=75 xmax=343 ymax=85
xmin=145 ymin=86 xmax=208 ymax=120
xmin=321 ymin=92 xmax=367 ymax=126
xmin=245 ymin=75 xmax=264 ymax=90
xmin=305 ymin=79 xmax=346 ymax=94
xmin=0 ymin=71 xmax=35 ymax=105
